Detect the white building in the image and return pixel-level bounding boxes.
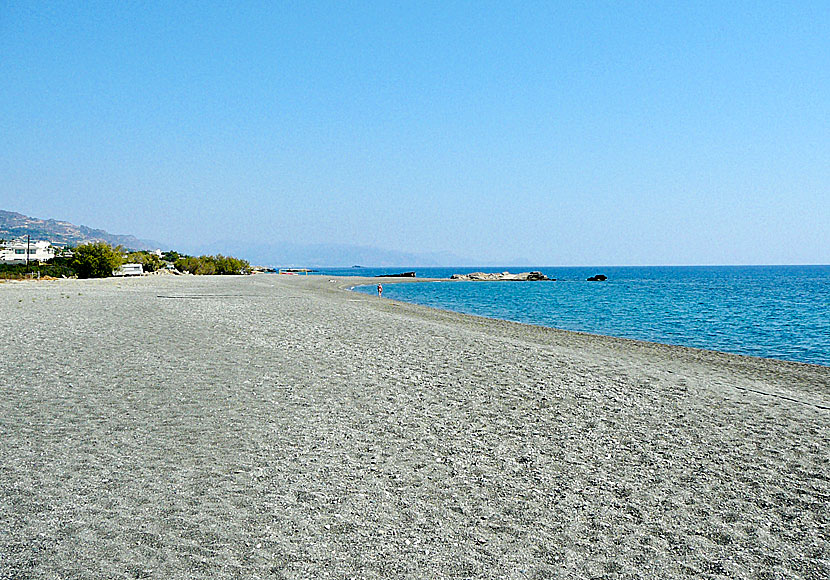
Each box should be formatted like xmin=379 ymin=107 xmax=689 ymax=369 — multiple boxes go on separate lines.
xmin=0 ymin=240 xmax=55 ymax=264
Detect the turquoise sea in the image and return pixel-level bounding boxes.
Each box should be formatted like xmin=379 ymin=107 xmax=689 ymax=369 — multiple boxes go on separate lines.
xmin=309 ymin=266 xmax=830 ymax=367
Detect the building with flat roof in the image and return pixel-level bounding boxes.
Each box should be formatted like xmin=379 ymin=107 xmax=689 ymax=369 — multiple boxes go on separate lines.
xmin=0 ymin=239 xmax=55 ymax=264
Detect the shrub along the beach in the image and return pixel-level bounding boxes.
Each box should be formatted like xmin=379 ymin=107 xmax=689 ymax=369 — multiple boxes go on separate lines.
xmin=174 ymin=254 xmax=251 ymax=275
xmin=125 ymin=251 xmax=162 ymax=273
xmin=0 ymin=262 xmax=76 ymax=279
xmin=1 ymin=245 xmax=250 ymax=278
xmin=71 ymin=242 xmax=123 ymax=278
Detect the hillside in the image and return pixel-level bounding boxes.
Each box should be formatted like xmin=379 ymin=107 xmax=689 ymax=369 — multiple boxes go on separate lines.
xmin=0 ymin=210 xmax=162 ymax=250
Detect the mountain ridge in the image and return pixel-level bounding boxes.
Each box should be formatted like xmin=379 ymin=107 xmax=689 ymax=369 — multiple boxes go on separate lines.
xmin=1 ymin=210 xmax=486 ymax=266
xmin=192 ymin=240 xmax=479 ymax=268
xmin=0 ymin=210 xmax=162 ymax=250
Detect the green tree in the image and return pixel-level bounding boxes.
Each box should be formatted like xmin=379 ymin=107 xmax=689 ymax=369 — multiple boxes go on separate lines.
xmin=184 ymin=256 xmax=217 ymax=275
xmin=72 ymin=242 xmax=123 ymax=278
xmin=126 ymin=251 xmax=162 ymax=272
xmin=174 ymin=254 xmax=250 ymax=275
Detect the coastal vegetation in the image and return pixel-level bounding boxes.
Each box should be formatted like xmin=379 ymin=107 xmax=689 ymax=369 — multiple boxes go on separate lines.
xmin=0 ymin=242 xmax=251 ymax=279
xmin=125 ymin=250 xmax=163 ymax=273
xmin=174 ymin=254 xmax=251 ymax=275
xmin=72 ymin=242 xmax=124 ymax=278
xmin=0 ymin=261 xmax=76 ymax=280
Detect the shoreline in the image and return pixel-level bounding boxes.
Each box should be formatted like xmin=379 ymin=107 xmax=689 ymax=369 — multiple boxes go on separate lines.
xmin=1 ymin=274 xmax=828 ymax=577
xmin=343 ymin=274 xmax=830 ymax=373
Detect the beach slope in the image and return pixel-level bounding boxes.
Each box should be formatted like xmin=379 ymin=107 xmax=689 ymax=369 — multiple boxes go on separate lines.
xmin=1 ymin=275 xmax=827 ymax=578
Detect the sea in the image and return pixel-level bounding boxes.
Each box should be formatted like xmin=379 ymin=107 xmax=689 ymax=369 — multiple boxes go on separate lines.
xmin=307 ymin=266 xmax=830 ymax=367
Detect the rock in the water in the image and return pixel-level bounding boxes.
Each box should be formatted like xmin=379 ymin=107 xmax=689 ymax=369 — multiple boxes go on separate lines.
xmin=451 ymin=271 xmax=551 ymax=281
xmin=587 ymin=274 xmax=608 ymax=281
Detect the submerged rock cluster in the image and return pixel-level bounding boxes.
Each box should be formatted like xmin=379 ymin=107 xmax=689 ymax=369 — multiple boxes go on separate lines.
xmin=450 ymin=271 xmax=551 ymax=281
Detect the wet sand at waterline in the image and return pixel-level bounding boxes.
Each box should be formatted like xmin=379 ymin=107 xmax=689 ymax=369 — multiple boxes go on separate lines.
xmin=1 ymin=274 xmax=827 ymax=579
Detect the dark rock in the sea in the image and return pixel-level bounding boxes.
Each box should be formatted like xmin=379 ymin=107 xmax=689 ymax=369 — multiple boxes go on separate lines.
xmin=587 ymin=274 xmax=608 ymax=281
xmin=376 ymin=271 xmax=416 ymax=278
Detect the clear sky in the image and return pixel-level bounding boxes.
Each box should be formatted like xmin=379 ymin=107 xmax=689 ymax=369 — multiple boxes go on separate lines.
xmin=2 ymin=1 xmax=828 ymax=265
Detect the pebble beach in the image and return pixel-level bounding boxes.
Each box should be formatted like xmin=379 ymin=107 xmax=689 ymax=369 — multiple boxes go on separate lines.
xmin=1 ymin=274 xmax=828 ymax=579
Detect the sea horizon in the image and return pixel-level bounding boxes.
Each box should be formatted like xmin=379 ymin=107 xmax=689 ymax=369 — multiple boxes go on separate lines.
xmin=273 ymin=263 xmax=830 ymax=272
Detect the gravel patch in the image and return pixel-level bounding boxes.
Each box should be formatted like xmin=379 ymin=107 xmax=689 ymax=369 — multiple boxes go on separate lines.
xmin=1 ymin=275 xmax=828 ymax=579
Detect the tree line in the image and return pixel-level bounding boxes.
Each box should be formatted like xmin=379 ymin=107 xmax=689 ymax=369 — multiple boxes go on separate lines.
xmin=0 ymin=242 xmax=251 ymax=279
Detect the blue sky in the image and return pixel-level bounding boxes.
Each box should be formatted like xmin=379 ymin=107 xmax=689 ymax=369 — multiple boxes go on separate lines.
xmin=2 ymin=1 xmax=828 ymax=265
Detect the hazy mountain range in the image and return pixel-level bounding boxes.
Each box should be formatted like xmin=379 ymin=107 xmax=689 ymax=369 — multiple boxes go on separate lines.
xmin=192 ymin=240 xmax=476 ymax=268
xmin=1 ymin=210 xmax=484 ymax=266
xmin=0 ymin=210 xmax=161 ymax=251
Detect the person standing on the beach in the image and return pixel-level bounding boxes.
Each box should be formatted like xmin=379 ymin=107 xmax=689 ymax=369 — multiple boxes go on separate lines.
xmin=377 ymin=283 xmax=383 ymax=298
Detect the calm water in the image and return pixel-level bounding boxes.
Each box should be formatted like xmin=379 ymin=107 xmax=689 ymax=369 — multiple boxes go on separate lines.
xmin=327 ymin=266 xmax=830 ymax=366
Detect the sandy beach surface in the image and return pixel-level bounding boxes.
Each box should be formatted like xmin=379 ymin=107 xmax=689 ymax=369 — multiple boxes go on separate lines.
xmin=1 ymin=274 xmax=827 ymax=579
